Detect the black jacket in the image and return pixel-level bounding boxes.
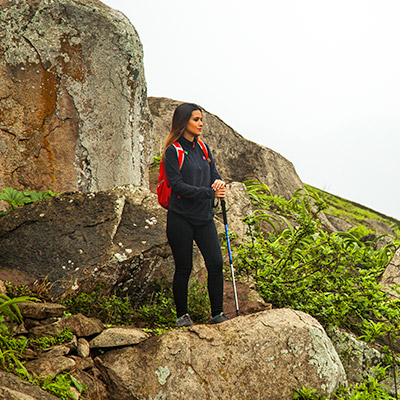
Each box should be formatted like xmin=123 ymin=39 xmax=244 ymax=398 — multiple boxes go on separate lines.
xmin=164 ymin=136 xmax=221 ymax=224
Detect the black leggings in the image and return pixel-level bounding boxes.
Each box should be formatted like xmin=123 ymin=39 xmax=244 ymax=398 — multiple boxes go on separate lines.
xmin=167 ymin=211 xmax=224 ymax=318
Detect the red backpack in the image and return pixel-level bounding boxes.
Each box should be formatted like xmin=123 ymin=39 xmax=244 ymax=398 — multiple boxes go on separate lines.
xmin=157 ymin=140 xmax=210 ymax=209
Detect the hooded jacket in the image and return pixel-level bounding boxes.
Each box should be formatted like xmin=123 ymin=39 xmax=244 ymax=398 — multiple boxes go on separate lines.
xmin=164 ymin=136 xmax=221 ymax=224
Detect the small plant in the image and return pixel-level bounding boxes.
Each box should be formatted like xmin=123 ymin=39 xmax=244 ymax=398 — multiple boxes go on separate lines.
xmin=293 ymin=367 xmax=396 ymax=399
xmin=5 ymin=280 xmax=55 ymax=303
xmin=0 ymin=293 xmax=37 ymax=378
xmin=133 ymin=279 xmax=211 ymax=328
xmin=37 ymin=372 xmax=86 ymax=400
xmin=149 ymin=155 xmax=162 ymax=173
xmin=142 ymin=327 xmax=172 ymax=336
xmin=60 ymin=284 xmax=133 ymax=325
xmin=187 ymin=281 xmax=211 ymax=323
xmin=0 ymin=187 xmax=58 ymax=210
xmin=134 ymin=284 xmax=176 ymax=328
xmin=293 ymin=386 xmax=327 ymax=399
xmin=29 ymin=328 xmax=74 ymax=351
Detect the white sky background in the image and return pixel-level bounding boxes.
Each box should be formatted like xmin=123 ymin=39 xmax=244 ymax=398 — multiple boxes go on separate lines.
xmin=103 ymin=0 xmax=400 ymax=220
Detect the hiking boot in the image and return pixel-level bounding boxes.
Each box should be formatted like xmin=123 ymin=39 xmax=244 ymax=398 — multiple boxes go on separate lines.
xmin=210 ymin=313 xmax=229 ymax=325
xmin=176 ymin=313 xmax=193 ymax=328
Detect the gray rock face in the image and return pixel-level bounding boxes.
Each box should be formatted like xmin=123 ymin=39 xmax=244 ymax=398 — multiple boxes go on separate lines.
xmin=0 ymin=0 xmax=153 ymax=193
xmin=328 ymin=327 xmax=386 ymax=382
xmin=0 ymin=185 xmax=172 ymax=300
xmin=149 ymin=97 xmax=303 ymax=199
xmin=98 ymin=308 xmax=347 ymax=400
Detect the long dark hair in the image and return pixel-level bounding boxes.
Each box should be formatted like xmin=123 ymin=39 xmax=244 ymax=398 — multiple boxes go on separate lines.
xmin=162 ymin=103 xmax=202 ymax=158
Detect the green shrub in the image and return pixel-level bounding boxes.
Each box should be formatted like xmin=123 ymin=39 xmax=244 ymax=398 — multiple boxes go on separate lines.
xmin=238 ymin=181 xmax=398 ymax=345
xmin=134 ymin=285 xmax=176 ymax=327
xmin=37 ymin=372 xmax=86 ymax=400
xmin=61 ymin=284 xmax=133 ymax=326
xmin=0 ymin=294 xmax=37 ymax=379
xmin=187 ymin=281 xmax=211 ymax=324
xmin=29 ymin=328 xmax=74 ymax=351
xmin=293 ymin=366 xmax=396 ymax=399
xmin=134 ymin=280 xmax=211 ymax=328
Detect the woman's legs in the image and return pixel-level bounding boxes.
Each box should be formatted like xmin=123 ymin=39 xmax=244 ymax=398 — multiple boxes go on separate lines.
xmin=167 ymin=211 xmax=194 ymax=318
xmin=167 ymin=211 xmax=224 ymax=319
xmin=194 ymin=220 xmax=224 ymax=318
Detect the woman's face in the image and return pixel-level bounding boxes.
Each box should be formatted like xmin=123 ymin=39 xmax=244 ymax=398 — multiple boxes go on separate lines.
xmin=183 ymin=110 xmax=203 ymax=141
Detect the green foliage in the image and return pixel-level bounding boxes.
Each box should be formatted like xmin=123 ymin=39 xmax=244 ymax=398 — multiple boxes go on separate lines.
xmin=0 ymin=294 xmax=37 ymax=379
xmin=187 ymin=281 xmax=211 ymax=324
xmin=293 ymin=367 xmax=396 ymax=399
xmin=149 ymin=155 xmax=162 ymax=173
xmin=244 ymin=180 xmax=327 ymax=218
xmin=134 ymin=280 xmax=210 ymax=328
xmin=5 ymin=282 xmax=34 ymax=299
xmin=29 ymin=328 xmax=74 ymax=351
xmin=293 ymin=386 xmax=327 ymax=399
xmin=0 ymin=322 xmax=29 ymax=378
xmin=60 ymin=284 xmax=133 ymax=326
xmin=142 ymin=327 xmax=172 ymax=336
xmin=348 ymin=225 xmax=376 ymax=239
xmin=238 ymin=181 xmax=398 ymax=345
xmin=0 ymin=187 xmax=58 ymax=210
xmin=134 ymin=285 xmax=176 ymax=327
xmin=37 ymin=372 xmax=86 ymax=400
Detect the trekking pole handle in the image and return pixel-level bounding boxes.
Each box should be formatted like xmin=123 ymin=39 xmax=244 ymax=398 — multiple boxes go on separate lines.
xmin=221 ymin=199 xmax=228 ymax=225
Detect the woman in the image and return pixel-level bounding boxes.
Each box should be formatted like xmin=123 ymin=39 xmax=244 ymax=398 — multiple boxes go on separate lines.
xmin=163 ymin=103 xmax=228 ymax=327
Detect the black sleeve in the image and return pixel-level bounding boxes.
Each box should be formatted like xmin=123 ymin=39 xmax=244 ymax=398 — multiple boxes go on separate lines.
xmin=164 ymin=145 xmax=214 ymax=200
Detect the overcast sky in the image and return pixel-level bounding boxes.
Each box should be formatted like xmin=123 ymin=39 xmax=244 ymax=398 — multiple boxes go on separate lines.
xmin=103 ymin=0 xmax=400 ymax=220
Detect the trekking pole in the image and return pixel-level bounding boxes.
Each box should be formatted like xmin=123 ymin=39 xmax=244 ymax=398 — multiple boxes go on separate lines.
xmin=221 ymin=199 xmax=240 ymax=317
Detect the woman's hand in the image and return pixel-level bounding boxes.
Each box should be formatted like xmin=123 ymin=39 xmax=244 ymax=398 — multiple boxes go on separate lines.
xmin=212 ymin=179 xmax=226 ymax=199
xmin=211 ymin=179 xmax=225 ymax=191
xmin=215 ymin=187 xmax=226 ymax=199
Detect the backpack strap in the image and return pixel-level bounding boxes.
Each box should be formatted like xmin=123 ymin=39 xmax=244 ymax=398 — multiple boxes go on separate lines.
xmin=172 ymin=142 xmax=186 ymax=169
xmin=197 ymin=140 xmax=211 ymax=163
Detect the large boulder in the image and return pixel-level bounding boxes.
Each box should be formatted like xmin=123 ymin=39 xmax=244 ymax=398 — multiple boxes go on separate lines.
xmin=0 ymin=185 xmax=172 ymax=301
xmin=0 ymin=0 xmax=153 ymax=193
xmin=149 ymin=97 xmax=303 ymax=199
xmin=97 ymin=308 xmax=347 ymax=400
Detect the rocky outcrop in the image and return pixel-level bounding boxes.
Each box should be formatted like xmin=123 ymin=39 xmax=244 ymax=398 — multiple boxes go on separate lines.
xmin=327 ymin=326 xmax=398 ymax=396
xmin=0 ymin=300 xmax=354 ymax=399
xmin=16 ymin=302 xmax=110 ymax=400
xmin=0 ymin=0 xmax=153 ymax=194
xmin=0 ymin=183 xmax=263 ymax=311
xmin=149 ymin=97 xmax=303 ymax=199
xmin=98 ymin=308 xmax=347 ymax=400
xmin=6 ymin=294 xmax=400 ymax=400
xmin=0 ymin=185 xmax=171 ymax=301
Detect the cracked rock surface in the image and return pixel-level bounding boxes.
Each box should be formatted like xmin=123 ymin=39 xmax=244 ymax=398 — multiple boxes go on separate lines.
xmin=98 ymin=308 xmax=347 ymax=400
xmin=0 ymin=0 xmax=153 ymax=194
xmin=0 ymin=185 xmax=172 ymax=300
